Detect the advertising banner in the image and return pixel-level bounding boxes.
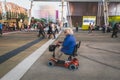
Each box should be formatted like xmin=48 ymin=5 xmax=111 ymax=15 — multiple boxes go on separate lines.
xmin=82 ymin=16 xmax=96 ymax=30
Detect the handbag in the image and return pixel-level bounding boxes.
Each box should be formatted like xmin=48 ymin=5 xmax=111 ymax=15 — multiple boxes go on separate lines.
xmin=49 ymin=45 xmax=56 ymax=52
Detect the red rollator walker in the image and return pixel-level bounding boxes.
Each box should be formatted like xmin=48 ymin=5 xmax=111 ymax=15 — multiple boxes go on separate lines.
xmin=48 ymin=41 xmax=81 ymax=70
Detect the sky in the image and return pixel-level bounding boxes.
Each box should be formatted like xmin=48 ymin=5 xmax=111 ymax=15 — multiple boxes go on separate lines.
xmin=0 ymin=0 xmax=64 ymax=10
xmin=0 ymin=0 xmax=67 ymax=20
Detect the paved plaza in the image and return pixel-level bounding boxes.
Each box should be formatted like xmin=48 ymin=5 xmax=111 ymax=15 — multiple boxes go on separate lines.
xmin=0 ymin=30 xmax=120 ymax=80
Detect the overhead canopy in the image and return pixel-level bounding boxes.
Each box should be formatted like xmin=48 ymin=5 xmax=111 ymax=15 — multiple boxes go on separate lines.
xmin=33 ymin=0 xmax=120 ymax=2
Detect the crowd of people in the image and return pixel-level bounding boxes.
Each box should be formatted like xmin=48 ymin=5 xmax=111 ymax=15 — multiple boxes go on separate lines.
xmin=74 ymin=22 xmax=120 ymax=39
xmin=0 ymin=20 xmax=120 ymax=38
xmin=36 ymin=21 xmax=62 ymax=39
xmin=0 ymin=20 xmax=63 ymax=38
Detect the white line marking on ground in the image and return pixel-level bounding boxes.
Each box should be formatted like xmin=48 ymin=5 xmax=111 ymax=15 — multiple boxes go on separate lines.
xmin=0 ymin=31 xmax=62 ymax=80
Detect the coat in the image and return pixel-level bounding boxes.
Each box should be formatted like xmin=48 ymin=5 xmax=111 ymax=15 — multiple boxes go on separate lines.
xmin=61 ymin=34 xmax=76 ymax=55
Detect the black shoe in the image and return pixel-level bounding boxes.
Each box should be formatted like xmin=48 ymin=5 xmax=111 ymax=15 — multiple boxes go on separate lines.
xmin=68 ymin=56 xmax=72 ymax=61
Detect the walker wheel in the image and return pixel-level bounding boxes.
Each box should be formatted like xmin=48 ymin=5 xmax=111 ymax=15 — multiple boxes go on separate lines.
xmin=48 ymin=60 xmax=55 ymax=67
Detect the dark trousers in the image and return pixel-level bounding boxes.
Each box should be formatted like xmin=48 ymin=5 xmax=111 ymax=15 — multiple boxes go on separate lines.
xmin=111 ymin=31 xmax=118 ymax=38
xmin=38 ymin=30 xmax=45 ymax=38
xmin=55 ymin=29 xmax=59 ymax=34
xmin=48 ymin=31 xmax=56 ymax=39
xmin=0 ymin=29 xmax=2 ymax=35
xmin=102 ymin=27 xmax=105 ymax=33
xmin=76 ymin=27 xmax=78 ymax=32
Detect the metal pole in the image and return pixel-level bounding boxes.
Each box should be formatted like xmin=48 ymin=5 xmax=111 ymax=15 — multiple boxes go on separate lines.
xmin=97 ymin=2 xmax=102 ymax=26
xmin=103 ymin=0 xmax=109 ymax=27
xmin=28 ymin=0 xmax=33 ymax=26
xmin=61 ymin=0 xmax=64 ymax=22
xmin=105 ymin=1 xmax=109 ymax=26
xmin=67 ymin=2 xmax=72 ymax=27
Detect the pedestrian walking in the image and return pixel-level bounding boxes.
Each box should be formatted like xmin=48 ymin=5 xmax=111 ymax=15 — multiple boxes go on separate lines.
xmin=47 ymin=22 xmax=56 ymax=39
xmin=102 ymin=23 xmax=106 ymax=33
xmin=88 ymin=23 xmax=93 ymax=33
xmin=75 ymin=22 xmax=79 ymax=32
xmin=111 ymin=23 xmax=119 ymax=38
xmin=54 ymin=23 xmax=59 ymax=34
xmin=37 ymin=22 xmax=45 ymax=38
xmin=0 ymin=23 xmax=3 ymax=36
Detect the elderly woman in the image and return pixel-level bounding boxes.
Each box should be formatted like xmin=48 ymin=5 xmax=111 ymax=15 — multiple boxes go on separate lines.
xmin=56 ymin=28 xmax=76 ymax=60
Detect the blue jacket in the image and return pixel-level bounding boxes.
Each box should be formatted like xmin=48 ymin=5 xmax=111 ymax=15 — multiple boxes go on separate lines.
xmin=0 ymin=23 xmax=2 ymax=29
xmin=61 ymin=34 xmax=76 ymax=55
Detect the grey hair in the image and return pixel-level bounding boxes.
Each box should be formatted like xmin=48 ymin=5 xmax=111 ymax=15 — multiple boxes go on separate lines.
xmin=64 ymin=28 xmax=74 ymax=35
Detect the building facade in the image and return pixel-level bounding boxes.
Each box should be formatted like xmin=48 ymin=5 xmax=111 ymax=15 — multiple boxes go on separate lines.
xmin=67 ymin=2 xmax=120 ymax=29
xmin=0 ymin=1 xmax=28 ymax=30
